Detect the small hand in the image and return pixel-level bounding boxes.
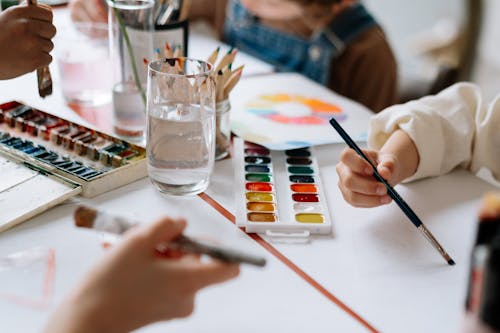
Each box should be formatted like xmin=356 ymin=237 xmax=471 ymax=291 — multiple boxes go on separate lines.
xmin=336 ymin=147 xmax=401 ymax=208
xmin=69 ymin=0 xmax=107 ymax=23
xmin=44 ymin=216 xmax=240 ymax=333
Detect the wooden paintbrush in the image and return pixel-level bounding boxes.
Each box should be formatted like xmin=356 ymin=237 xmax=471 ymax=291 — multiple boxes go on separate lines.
xmin=27 ymin=0 xmax=53 ymax=98
xmin=74 ymin=205 xmax=267 ymax=267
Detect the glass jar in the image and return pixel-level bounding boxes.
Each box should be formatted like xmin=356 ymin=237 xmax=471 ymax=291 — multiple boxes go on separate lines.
xmin=215 ymin=99 xmax=231 ymax=160
xmin=107 ymin=0 xmax=154 ymax=141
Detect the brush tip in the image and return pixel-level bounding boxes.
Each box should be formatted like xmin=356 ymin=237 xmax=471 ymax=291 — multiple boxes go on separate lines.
xmin=74 ymin=205 xmax=97 ymax=228
xmin=448 ymin=259 xmax=456 ymax=266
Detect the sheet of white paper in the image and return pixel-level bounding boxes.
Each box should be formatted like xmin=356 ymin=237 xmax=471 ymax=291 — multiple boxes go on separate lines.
xmin=230 ymin=73 xmax=373 ymax=150
xmin=0 ymin=178 xmax=369 ymax=333
xmin=0 ymin=155 xmax=38 ymax=193
xmin=268 ymin=144 xmax=500 ymax=333
xmin=0 ymin=173 xmax=80 ymax=232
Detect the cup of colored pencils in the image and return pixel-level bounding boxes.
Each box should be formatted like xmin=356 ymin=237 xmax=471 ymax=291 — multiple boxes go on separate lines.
xmin=208 ymin=47 xmax=243 ymax=160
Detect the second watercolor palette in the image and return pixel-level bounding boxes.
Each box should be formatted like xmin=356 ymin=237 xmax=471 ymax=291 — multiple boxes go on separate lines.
xmin=234 ymin=138 xmax=332 ymax=237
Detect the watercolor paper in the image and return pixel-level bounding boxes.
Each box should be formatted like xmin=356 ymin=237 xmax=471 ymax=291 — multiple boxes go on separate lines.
xmin=230 ymin=73 xmax=373 ymax=150
xmin=0 ymin=156 xmax=38 ymax=192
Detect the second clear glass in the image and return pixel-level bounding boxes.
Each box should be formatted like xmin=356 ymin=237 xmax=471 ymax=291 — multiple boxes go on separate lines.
xmin=107 ymin=0 xmax=154 ymax=140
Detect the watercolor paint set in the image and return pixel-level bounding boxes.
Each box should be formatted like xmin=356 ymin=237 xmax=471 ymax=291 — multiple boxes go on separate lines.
xmin=233 ymin=138 xmax=332 ymax=238
xmin=0 ymin=101 xmax=147 ymax=232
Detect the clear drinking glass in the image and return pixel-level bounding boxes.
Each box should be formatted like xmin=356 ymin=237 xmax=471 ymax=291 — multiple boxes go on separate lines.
xmin=55 ymin=22 xmax=112 ymax=107
xmin=146 ymin=58 xmax=216 ymax=195
xmin=107 ymin=0 xmax=154 ymax=140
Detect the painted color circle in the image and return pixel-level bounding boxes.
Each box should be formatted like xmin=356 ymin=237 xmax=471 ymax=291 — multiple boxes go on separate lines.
xmin=245 ymin=94 xmax=346 ymax=125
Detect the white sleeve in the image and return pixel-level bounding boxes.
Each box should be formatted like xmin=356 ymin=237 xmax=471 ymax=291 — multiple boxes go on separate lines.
xmin=367 ymin=82 xmax=499 ymax=182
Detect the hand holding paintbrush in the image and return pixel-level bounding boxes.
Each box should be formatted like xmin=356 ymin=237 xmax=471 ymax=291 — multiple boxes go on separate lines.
xmin=74 ymin=205 xmax=266 ymax=267
xmin=44 ymin=205 xmax=242 ymax=333
xmin=0 ymin=2 xmax=55 ymax=85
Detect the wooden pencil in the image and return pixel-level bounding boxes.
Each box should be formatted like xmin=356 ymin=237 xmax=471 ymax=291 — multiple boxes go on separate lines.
xmin=207 ymin=46 xmax=220 ymax=66
xmin=164 ymin=42 xmax=173 ymax=58
xmin=215 ymin=48 xmax=237 ymax=72
xmin=223 ymin=66 xmax=243 ymax=99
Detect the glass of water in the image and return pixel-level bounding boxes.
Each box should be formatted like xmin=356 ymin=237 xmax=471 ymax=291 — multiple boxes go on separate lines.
xmin=55 ymin=22 xmax=112 ymax=107
xmin=146 ymin=58 xmax=216 ymax=195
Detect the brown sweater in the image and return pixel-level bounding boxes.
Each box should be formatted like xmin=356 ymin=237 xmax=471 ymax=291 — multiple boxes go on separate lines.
xmin=192 ymin=0 xmax=398 ymax=113
xmin=328 ymin=26 xmax=398 ymax=113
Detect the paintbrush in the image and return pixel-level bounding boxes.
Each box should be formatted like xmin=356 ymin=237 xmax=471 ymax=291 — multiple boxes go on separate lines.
xmin=329 ymin=117 xmax=456 ymax=266
xmin=27 ymin=0 xmax=53 ymax=98
xmin=74 ymin=205 xmax=267 ymax=267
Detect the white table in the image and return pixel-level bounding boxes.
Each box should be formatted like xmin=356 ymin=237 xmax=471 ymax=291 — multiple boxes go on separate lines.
xmin=0 ymin=7 xmax=499 ymax=333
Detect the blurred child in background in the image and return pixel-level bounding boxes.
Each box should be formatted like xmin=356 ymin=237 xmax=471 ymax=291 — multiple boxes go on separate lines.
xmin=69 ymin=0 xmax=398 ymax=112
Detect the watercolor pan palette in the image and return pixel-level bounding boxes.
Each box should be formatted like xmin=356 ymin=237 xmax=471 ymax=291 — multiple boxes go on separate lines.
xmin=0 ymin=101 xmax=147 ymax=232
xmin=234 ymin=137 xmax=332 ymax=237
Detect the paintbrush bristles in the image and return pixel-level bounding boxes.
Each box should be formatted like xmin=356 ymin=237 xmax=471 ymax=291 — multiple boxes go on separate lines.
xmin=74 ymin=206 xmax=97 ymax=228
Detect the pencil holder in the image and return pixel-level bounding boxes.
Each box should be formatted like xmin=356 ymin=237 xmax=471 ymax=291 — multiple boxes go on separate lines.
xmin=107 ymin=0 xmax=154 ymax=140
xmin=154 ymin=20 xmax=189 ymax=57
xmin=215 ymin=99 xmax=231 ymax=160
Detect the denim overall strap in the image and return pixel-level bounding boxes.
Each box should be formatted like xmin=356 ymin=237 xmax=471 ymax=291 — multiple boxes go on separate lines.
xmin=224 ymin=1 xmax=377 ymax=85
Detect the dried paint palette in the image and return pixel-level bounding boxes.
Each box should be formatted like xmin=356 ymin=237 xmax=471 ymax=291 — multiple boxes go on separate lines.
xmin=234 ymin=137 xmax=332 ymax=237
xmin=0 ymin=101 xmax=147 ymax=233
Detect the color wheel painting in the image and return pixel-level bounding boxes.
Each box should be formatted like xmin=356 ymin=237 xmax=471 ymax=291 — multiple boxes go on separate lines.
xmin=230 ymin=73 xmax=373 ymax=150
xmin=246 ymin=94 xmax=346 ymax=125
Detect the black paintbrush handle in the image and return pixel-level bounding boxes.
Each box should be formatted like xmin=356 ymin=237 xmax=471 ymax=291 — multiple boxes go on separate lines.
xmin=329 ymin=117 xmax=422 ymax=228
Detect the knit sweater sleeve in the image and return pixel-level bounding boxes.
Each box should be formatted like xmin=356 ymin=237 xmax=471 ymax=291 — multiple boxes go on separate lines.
xmin=367 ymin=82 xmax=500 ymax=182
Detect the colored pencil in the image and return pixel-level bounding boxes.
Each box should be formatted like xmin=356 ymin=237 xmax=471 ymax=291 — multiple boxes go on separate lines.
xmin=207 ymin=46 xmax=220 ymax=66
xmin=74 ymin=205 xmax=266 ymax=267
xmin=173 ymin=44 xmax=182 ymax=58
xmin=164 ymin=42 xmax=173 ymax=58
xmin=329 ymin=117 xmax=455 ymax=266
xmin=223 ymin=66 xmax=243 ymax=99
xmin=215 ymin=48 xmax=237 ymax=73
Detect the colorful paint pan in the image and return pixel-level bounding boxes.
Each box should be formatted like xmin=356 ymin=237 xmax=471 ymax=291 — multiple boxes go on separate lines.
xmin=246 ymin=192 xmax=274 ymax=202
xmin=247 ymin=212 xmax=276 ymax=222
xmin=246 ymin=182 xmax=273 ymax=192
xmin=288 ymin=166 xmax=314 ymax=174
xmin=295 ymin=213 xmax=325 ymax=223
xmin=246 ymin=173 xmax=271 ymax=182
xmin=0 ymin=101 xmax=147 ymax=192
xmin=291 ymin=184 xmax=317 ymax=193
xmin=292 ymin=193 xmax=319 ymax=202
xmin=234 ymin=138 xmax=331 ymax=236
xmin=287 ymin=157 xmax=312 ymax=165
xmin=247 ymin=202 xmax=276 ymax=212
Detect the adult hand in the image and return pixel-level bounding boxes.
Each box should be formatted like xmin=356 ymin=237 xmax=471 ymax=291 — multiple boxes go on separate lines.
xmin=69 ymin=0 xmax=107 ymax=23
xmin=44 ymin=217 xmax=240 ymax=333
xmin=336 ymin=147 xmax=400 ymax=208
xmin=0 ymin=3 xmax=56 ymax=79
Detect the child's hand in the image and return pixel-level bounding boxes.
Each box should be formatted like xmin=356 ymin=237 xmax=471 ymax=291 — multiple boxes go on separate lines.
xmin=0 ymin=4 xmax=56 ymax=79
xmin=69 ymin=0 xmax=107 ymax=23
xmin=44 ymin=217 xmax=240 ymax=333
xmin=336 ymin=147 xmax=401 ymax=208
